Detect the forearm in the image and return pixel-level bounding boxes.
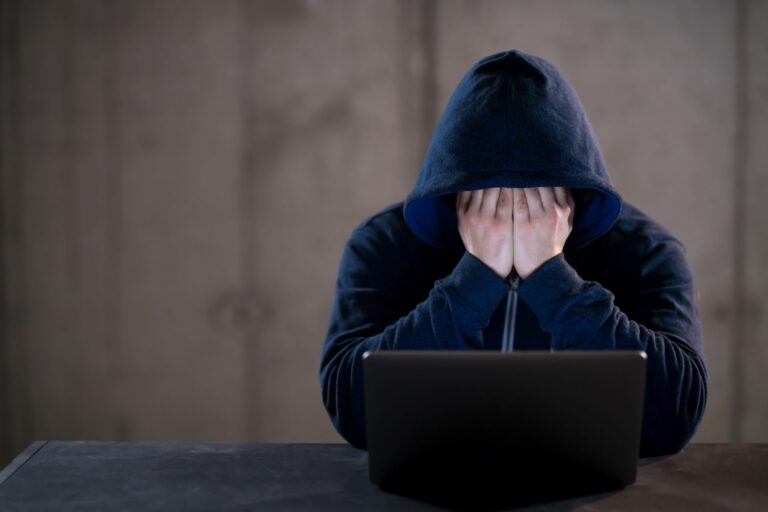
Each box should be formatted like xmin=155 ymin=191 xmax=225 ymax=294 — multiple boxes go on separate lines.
xmin=320 ymin=250 xmax=510 ymax=449
xmin=517 ymin=253 xmax=707 ymax=456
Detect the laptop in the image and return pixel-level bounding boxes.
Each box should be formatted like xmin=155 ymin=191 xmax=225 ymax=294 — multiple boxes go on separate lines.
xmin=362 ymin=350 xmax=647 ymax=501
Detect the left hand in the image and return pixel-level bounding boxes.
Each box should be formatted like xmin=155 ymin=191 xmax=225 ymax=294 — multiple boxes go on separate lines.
xmin=512 ymin=187 xmax=575 ymax=280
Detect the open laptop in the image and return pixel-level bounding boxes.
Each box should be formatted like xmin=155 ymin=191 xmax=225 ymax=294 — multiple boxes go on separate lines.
xmin=362 ymin=350 xmax=647 ymax=501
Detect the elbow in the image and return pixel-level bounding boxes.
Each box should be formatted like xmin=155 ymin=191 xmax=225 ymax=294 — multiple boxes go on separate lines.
xmin=322 ymin=387 xmax=369 ymax=451
xmin=319 ymin=354 xmax=369 ymax=451
xmin=675 ymin=353 xmax=708 ymax=451
xmin=640 ymin=421 xmax=695 ymax=458
xmin=332 ymin=413 xmax=368 ymax=451
xmin=640 ymin=357 xmax=708 ymax=457
xmin=640 ymin=409 xmax=699 ymax=458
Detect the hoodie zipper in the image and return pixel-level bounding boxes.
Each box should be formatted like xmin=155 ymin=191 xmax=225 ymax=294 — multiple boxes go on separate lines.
xmin=500 ymin=275 xmax=520 ymax=352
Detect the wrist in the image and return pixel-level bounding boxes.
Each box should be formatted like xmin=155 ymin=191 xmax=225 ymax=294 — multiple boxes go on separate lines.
xmin=516 ymin=251 xmax=561 ymax=281
xmin=467 ymin=249 xmax=511 ymax=280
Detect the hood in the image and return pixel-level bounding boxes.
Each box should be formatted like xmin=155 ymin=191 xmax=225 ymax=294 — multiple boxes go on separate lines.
xmin=403 ymin=49 xmax=622 ymax=252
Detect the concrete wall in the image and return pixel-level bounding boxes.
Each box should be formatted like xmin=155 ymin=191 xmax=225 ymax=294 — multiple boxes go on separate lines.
xmin=1 ymin=0 xmax=766 ymax=464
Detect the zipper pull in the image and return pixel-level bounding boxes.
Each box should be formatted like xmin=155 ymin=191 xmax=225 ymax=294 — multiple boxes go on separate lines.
xmin=500 ymin=274 xmax=520 ymax=353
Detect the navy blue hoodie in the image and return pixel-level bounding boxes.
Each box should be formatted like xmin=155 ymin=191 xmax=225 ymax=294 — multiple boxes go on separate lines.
xmin=319 ymin=49 xmax=707 ymax=457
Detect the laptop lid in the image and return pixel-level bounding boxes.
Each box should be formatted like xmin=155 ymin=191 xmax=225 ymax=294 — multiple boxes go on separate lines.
xmin=362 ymin=350 xmax=647 ymax=496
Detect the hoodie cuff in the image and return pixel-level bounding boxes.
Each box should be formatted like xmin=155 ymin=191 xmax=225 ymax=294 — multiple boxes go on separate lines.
xmin=516 ymin=253 xmax=585 ymax=327
xmin=439 ymin=251 xmax=511 ymax=329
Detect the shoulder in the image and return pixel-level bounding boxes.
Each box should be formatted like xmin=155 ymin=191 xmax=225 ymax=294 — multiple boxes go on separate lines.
xmin=352 ymin=201 xmax=407 ymax=237
xmin=336 ymin=202 xmax=441 ymax=301
xmin=339 ymin=202 xmax=417 ymax=274
xmin=601 ymin=201 xmax=689 ymax=259
xmin=585 ymin=200 xmax=694 ymax=287
xmin=609 ymin=201 xmax=680 ymax=247
xmin=340 ymin=202 xmax=454 ymax=293
xmin=346 ymin=201 xmax=430 ymax=255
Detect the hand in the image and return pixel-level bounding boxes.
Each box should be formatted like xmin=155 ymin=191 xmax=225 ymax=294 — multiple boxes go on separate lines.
xmin=456 ymin=187 xmax=515 ymax=279
xmin=512 ymin=187 xmax=575 ymax=280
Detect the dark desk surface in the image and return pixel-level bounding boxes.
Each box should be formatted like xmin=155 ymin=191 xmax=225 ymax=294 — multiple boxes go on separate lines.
xmin=0 ymin=441 xmax=765 ymax=511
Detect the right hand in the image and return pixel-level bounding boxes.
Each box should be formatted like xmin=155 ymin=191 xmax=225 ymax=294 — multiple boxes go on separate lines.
xmin=456 ymin=187 xmax=514 ymax=279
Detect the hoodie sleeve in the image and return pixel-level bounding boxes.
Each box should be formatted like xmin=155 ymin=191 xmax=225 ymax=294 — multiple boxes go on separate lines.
xmin=516 ymin=239 xmax=708 ymax=457
xmin=320 ymin=227 xmax=511 ymax=449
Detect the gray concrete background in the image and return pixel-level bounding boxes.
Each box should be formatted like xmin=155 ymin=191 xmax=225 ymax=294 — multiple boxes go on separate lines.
xmin=1 ymin=0 xmax=765 ymax=465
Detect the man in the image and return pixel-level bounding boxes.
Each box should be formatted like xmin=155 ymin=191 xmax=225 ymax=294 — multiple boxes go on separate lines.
xmin=319 ymin=49 xmax=707 ymax=457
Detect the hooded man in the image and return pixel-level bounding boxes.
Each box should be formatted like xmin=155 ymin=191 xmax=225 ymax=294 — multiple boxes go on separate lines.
xmin=319 ymin=49 xmax=707 ymax=457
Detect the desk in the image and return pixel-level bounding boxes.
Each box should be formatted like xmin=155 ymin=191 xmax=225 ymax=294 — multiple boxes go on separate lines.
xmin=0 ymin=442 xmax=765 ymax=511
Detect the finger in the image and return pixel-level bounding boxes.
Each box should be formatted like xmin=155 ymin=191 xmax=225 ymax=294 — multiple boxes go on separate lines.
xmin=553 ymin=187 xmax=568 ymax=208
xmin=523 ymin=187 xmax=544 ymax=216
xmin=496 ymin=187 xmax=513 ymax=219
xmin=513 ymin=188 xmax=529 ymax=222
xmin=566 ymin=187 xmax=576 ymax=208
xmin=566 ymin=188 xmax=576 ymax=226
xmin=538 ymin=187 xmax=556 ymax=212
xmin=456 ymin=191 xmax=471 ymax=215
xmin=481 ymin=187 xmax=500 ymax=216
xmin=469 ymin=189 xmax=483 ymax=213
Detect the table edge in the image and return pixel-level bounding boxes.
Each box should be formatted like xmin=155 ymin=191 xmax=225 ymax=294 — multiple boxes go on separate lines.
xmin=0 ymin=441 xmax=47 ymax=487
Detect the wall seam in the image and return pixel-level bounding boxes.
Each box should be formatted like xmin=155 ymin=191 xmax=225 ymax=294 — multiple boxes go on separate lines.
xmin=237 ymin=0 xmax=259 ymax=441
xmin=731 ymin=0 xmax=748 ymax=443
xmin=0 ymin=0 xmax=32 ymax=465
xmin=103 ymin=0 xmax=128 ymax=441
xmin=418 ymin=0 xmax=438 ymax=160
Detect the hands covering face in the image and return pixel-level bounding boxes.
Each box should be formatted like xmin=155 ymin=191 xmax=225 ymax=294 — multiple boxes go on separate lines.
xmin=456 ymin=187 xmax=575 ymax=280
